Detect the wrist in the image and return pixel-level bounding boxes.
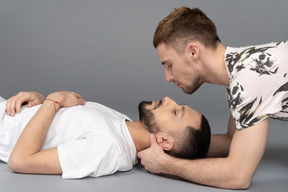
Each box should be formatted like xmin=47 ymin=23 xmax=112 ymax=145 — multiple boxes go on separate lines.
xmin=44 ymin=99 xmax=63 ymax=112
xmin=162 ymin=155 xmax=178 ymax=175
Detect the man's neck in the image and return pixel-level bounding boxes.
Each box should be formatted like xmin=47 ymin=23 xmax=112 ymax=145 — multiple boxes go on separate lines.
xmin=125 ymin=120 xmax=151 ymax=152
xmin=201 ymin=42 xmax=229 ymax=86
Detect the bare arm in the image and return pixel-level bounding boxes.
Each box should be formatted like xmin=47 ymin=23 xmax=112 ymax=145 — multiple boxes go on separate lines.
xmin=207 ymin=115 xmax=236 ymax=157
xmin=8 ymin=91 xmax=85 ymax=174
xmin=138 ymin=118 xmax=269 ymax=189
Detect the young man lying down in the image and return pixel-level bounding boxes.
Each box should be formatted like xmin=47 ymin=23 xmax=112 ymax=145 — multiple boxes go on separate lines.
xmin=0 ymin=91 xmax=210 ymax=179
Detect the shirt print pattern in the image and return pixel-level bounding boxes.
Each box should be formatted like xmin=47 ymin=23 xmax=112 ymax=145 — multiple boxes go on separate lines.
xmin=225 ymin=41 xmax=288 ymax=129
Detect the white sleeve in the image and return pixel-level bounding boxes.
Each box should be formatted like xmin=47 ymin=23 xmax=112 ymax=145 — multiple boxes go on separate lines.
xmin=57 ymin=133 xmax=121 ymax=179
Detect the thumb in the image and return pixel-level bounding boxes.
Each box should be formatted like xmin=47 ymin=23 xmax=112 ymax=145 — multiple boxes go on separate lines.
xmin=150 ymin=134 xmax=157 ymax=146
xmin=27 ymin=101 xmax=36 ymax=108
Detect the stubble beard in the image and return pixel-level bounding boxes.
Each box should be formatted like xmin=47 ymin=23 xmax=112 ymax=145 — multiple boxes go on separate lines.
xmin=182 ymin=58 xmax=203 ymax=94
xmin=138 ymin=101 xmax=159 ymax=133
xmin=182 ymin=80 xmax=203 ymax=94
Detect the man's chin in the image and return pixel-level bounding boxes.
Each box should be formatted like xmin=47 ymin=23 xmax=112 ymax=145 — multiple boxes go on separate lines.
xmin=182 ymin=83 xmax=202 ymax=94
xmin=182 ymin=87 xmax=194 ymax=94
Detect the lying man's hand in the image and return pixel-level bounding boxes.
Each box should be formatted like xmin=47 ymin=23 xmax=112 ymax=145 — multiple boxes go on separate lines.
xmin=137 ymin=134 xmax=168 ymax=174
xmin=6 ymin=91 xmax=45 ymax=116
xmin=46 ymin=91 xmax=85 ymax=109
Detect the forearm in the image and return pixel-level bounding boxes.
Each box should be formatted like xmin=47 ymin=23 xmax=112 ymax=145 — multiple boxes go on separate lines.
xmin=9 ymin=100 xmax=57 ymax=161
xmin=139 ymin=119 xmax=267 ymax=190
xmin=8 ymin=91 xmax=85 ymax=174
xmin=162 ymin=156 xmax=248 ymax=189
xmin=161 ymin=119 xmax=268 ymax=189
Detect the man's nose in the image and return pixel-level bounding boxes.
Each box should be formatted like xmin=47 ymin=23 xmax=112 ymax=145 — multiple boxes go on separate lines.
xmin=164 ymin=69 xmax=173 ymax=83
xmin=163 ymin=96 xmax=177 ymax=106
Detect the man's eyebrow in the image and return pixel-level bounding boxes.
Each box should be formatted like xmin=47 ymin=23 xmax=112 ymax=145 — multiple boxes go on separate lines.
xmin=182 ymin=106 xmax=185 ymax=117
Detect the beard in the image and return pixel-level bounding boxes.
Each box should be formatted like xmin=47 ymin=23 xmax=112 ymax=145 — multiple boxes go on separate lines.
xmin=182 ymin=58 xmax=204 ymax=94
xmin=182 ymin=80 xmax=203 ymax=94
xmin=138 ymin=101 xmax=159 ymax=133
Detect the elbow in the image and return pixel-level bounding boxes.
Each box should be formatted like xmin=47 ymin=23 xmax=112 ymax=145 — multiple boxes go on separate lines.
xmin=231 ymin=176 xmax=252 ymax=189
xmin=8 ymin=156 xmax=27 ymax=173
xmin=226 ymin=171 xmax=252 ymax=189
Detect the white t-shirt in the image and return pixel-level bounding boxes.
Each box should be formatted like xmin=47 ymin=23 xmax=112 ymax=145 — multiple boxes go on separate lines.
xmin=224 ymin=41 xmax=288 ymax=130
xmin=0 ymin=98 xmax=137 ymax=179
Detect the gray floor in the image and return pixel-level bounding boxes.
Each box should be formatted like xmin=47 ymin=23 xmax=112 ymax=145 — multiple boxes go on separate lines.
xmin=0 ymin=119 xmax=287 ymax=192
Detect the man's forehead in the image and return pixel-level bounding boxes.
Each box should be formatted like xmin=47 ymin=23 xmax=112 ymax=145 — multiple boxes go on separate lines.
xmin=157 ymin=43 xmax=184 ymax=62
xmin=157 ymin=45 xmax=175 ymax=64
xmin=185 ymin=106 xmax=202 ymax=130
xmin=157 ymin=43 xmax=174 ymax=53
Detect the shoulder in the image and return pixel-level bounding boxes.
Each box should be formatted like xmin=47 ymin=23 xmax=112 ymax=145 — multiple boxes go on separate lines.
xmin=225 ymin=41 xmax=286 ymax=76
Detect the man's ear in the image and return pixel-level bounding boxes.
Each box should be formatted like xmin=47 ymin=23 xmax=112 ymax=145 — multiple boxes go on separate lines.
xmin=155 ymin=132 xmax=174 ymax=151
xmin=186 ymin=42 xmax=200 ymax=60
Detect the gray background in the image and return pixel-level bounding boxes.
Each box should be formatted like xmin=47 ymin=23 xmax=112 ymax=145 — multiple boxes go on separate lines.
xmin=0 ymin=0 xmax=287 ymax=123
xmin=0 ymin=0 xmax=288 ymax=191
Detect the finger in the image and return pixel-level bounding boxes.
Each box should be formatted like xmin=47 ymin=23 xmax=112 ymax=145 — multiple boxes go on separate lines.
xmin=6 ymin=98 xmax=15 ymax=116
xmin=137 ymin=151 xmax=142 ymax=158
xmin=74 ymin=93 xmax=85 ymax=105
xmin=15 ymin=93 xmax=34 ymax=113
xmin=78 ymin=98 xmax=85 ymax=105
xmin=6 ymin=93 xmax=23 ymax=116
xmin=150 ymin=134 xmax=157 ymax=145
xmin=140 ymin=160 xmax=146 ymax=166
xmin=74 ymin=92 xmax=83 ymax=100
xmin=27 ymin=101 xmax=36 ymax=108
xmin=15 ymin=94 xmax=27 ymax=113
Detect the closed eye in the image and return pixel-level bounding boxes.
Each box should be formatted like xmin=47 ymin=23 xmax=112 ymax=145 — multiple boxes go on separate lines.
xmin=181 ymin=106 xmax=185 ymax=117
xmin=173 ymin=110 xmax=177 ymax=116
xmin=174 ymin=106 xmax=185 ymax=117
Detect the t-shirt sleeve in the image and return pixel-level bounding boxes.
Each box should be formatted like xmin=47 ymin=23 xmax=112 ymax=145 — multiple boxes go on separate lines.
xmin=57 ymin=133 xmax=121 ymax=179
xmin=226 ymin=80 xmax=276 ymax=130
xmin=225 ymin=42 xmax=288 ymax=130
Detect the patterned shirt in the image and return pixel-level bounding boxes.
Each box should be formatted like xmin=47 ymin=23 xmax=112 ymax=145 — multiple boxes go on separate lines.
xmin=225 ymin=41 xmax=288 ymax=130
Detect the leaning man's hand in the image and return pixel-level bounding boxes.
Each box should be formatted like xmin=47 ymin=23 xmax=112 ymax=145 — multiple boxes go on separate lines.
xmin=137 ymin=134 xmax=167 ymax=174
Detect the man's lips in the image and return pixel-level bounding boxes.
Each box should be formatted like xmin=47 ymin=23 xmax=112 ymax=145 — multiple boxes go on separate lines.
xmin=175 ymin=83 xmax=182 ymax=88
xmin=153 ymin=101 xmax=158 ymax=108
xmin=173 ymin=81 xmax=182 ymax=88
xmin=153 ymin=100 xmax=162 ymax=109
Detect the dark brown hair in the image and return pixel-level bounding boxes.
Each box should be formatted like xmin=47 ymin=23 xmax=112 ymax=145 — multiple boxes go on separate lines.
xmin=169 ymin=115 xmax=211 ymax=159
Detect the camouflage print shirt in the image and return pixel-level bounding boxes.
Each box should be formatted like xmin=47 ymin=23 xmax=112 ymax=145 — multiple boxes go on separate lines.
xmin=225 ymin=41 xmax=288 ymax=130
